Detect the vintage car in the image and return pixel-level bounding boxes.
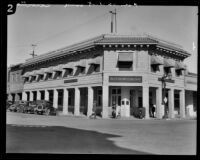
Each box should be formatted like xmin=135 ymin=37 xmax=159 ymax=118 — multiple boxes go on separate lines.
xmin=23 ymin=101 xmax=37 ymax=114
xmin=34 ymin=100 xmax=57 ymax=115
xmin=8 ymin=100 xmax=29 ymax=112
xmin=6 ymin=100 xmax=13 ymax=110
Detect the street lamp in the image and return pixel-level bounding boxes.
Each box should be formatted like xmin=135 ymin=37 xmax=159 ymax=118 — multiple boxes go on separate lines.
xmin=160 ymin=73 xmax=171 ymax=118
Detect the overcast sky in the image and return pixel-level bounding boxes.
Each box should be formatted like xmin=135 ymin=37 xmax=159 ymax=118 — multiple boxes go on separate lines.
xmin=8 ymin=5 xmax=198 ymax=73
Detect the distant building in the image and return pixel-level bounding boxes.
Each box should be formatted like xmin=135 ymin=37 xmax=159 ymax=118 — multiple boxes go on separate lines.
xmin=7 ymin=63 xmax=24 ymax=102
xmin=10 ymin=34 xmax=197 ymax=119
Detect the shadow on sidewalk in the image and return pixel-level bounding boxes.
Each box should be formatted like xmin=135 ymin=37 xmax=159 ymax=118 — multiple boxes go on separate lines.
xmin=6 ymin=124 xmax=150 ymax=154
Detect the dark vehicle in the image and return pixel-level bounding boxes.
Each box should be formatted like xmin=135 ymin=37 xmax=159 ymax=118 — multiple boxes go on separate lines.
xmin=8 ymin=100 xmax=28 ymax=112
xmin=23 ymin=101 xmax=37 ymax=114
xmin=35 ymin=100 xmax=57 ymax=115
xmin=6 ymin=100 xmax=13 ymax=110
xmin=133 ymin=107 xmax=146 ymax=119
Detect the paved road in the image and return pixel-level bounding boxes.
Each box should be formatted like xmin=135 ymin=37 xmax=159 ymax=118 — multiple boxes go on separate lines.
xmin=6 ymin=112 xmax=196 ymax=154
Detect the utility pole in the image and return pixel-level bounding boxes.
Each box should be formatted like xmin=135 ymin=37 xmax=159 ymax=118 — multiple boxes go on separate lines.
xmin=30 ymin=44 xmax=37 ymax=58
xmin=109 ymin=9 xmax=117 ymax=33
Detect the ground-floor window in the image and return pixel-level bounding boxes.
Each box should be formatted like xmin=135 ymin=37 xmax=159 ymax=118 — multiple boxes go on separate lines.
xmin=57 ymin=90 xmax=63 ymax=111
xmin=111 ymin=88 xmax=121 ymax=106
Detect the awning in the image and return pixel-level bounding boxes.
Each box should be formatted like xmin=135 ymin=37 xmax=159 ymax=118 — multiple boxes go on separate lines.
xmin=62 ymin=62 xmax=74 ymax=69
xmin=22 ymin=72 xmax=31 ymax=78
xmin=44 ymin=67 xmax=54 ymax=73
xmin=75 ymin=59 xmax=86 ymax=67
xmin=35 ymin=68 xmax=45 ymax=75
xmin=175 ymin=61 xmax=186 ymax=70
xmin=118 ymin=53 xmax=133 ymax=62
xmin=28 ymin=71 xmax=37 ymax=76
xmin=53 ymin=64 xmax=63 ymax=72
xmin=151 ymin=55 xmax=163 ymax=65
xmin=164 ymin=58 xmax=175 ymax=68
xmin=88 ymin=57 xmax=101 ymax=65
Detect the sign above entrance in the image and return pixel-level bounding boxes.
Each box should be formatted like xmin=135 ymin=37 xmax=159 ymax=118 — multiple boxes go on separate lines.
xmin=158 ymin=78 xmax=175 ymax=83
xmin=64 ymin=79 xmax=78 ymax=83
xmin=109 ymin=76 xmax=142 ymax=83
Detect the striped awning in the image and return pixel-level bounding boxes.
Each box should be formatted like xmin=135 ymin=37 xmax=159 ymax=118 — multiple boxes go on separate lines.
xmin=22 ymin=72 xmax=31 ymax=78
xmin=88 ymin=57 xmax=101 ymax=65
xmin=44 ymin=67 xmax=54 ymax=73
xmin=175 ymin=61 xmax=186 ymax=70
xmin=53 ymin=64 xmax=63 ymax=72
xmin=118 ymin=52 xmax=133 ymax=62
xmin=164 ymin=58 xmax=175 ymax=68
xmin=75 ymin=59 xmax=86 ymax=67
xmin=151 ymin=55 xmax=163 ymax=65
xmin=62 ymin=62 xmax=74 ymax=69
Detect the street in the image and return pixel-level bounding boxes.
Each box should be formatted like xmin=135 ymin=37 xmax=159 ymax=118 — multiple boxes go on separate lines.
xmin=6 ymin=112 xmax=196 ymax=154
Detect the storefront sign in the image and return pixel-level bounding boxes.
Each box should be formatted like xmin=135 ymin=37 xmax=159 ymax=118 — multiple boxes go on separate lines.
xmin=109 ymin=76 xmax=142 ymax=83
xmin=64 ymin=79 xmax=78 ymax=83
xmin=158 ymin=78 xmax=175 ymax=83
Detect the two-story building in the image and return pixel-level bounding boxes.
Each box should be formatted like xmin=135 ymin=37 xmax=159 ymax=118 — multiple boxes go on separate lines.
xmin=20 ymin=34 xmax=197 ymax=119
xmin=7 ymin=63 xmax=24 ymax=102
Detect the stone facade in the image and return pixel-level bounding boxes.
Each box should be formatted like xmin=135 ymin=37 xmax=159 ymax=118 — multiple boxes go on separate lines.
xmin=8 ymin=34 xmax=197 ymax=119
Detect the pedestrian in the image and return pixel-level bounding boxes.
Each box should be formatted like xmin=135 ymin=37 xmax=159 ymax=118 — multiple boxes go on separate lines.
xmin=89 ymin=101 xmax=97 ymax=119
xmin=152 ymin=105 xmax=156 ymax=118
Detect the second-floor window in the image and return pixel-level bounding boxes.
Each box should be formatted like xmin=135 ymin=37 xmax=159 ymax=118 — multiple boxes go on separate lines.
xmin=117 ymin=52 xmax=133 ymax=71
xmin=47 ymin=73 xmax=53 ymax=79
xmin=175 ymin=69 xmax=182 ymax=76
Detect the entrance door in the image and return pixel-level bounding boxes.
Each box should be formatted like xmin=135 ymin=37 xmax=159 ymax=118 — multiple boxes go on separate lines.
xmin=111 ymin=88 xmax=121 ymax=106
xmin=130 ymin=89 xmax=135 ymax=115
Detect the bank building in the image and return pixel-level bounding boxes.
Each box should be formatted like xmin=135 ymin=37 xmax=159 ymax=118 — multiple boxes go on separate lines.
xmin=10 ymin=34 xmax=197 ymax=119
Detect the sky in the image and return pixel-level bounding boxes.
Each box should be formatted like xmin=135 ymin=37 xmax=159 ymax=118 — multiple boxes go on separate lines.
xmin=8 ymin=5 xmax=198 ymax=73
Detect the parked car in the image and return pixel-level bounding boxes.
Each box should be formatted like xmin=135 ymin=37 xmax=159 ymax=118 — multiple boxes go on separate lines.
xmin=23 ymin=101 xmax=37 ymax=114
xmin=35 ymin=100 xmax=57 ymax=115
xmin=8 ymin=100 xmax=28 ymax=112
xmin=6 ymin=100 xmax=13 ymax=110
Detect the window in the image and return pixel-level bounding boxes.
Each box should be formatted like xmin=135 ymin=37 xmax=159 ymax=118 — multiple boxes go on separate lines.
xmin=97 ymin=89 xmax=102 ymax=106
xmin=175 ymin=69 xmax=182 ymax=76
xmin=80 ymin=67 xmax=85 ymax=74
xmin=94 ymin=64 xmax=100 ymax=72
xmin=151 ymin=65 xmax=160 ymax=73
xmin=164 ymin=67 xmax=171 ymax=76
xmin=57 ymin=71 xmax=62 ymax=79
xmin=39 ymin=75 xmax=44 ymax=80
xmin=48 ymin=73 xmax=52 ymax=79
xmin=32 ymin=76 xmax=36 ymax=81
xmin=118 ymin=52 xmax=133 ymax=71
xmin=118 ymin=62 xmax=132 ymax=71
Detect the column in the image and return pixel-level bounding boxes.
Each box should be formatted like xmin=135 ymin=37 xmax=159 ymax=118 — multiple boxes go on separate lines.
xmin=180 ymin=89 xmax=185 ymax=118
xmin=143 ymin=85 xmax=149 ymax=119
xmin=63 ymin=88 xmax=69 ymax=115
xmin=87 ymin=86 xmax=94 ymax=117
xmin=8 ymin=94 xmax=12 ymax=101
xmin=37 ymin=90 xmax=41 ymax=100
xmin=156 ymin=87 xmax=162 ymax=119
xmin=45 ymin=90 xmax=49 ymax=101
xmin=74 ymin=87 xmax=80 ymax=116
xmin=22 ymin=92 xmax=27 ymax=101
xmin=168 ymin=88 xmax=174 ymax=119
xmin=53 ymin=89 xmax=58 ymax=109
xmin=15 ymin=93 xmax=20 ymax=101
xmin=102 ymin=85 xmax=109 ymax=118
xmin=30 ymin=91 xmax=33 ymax=101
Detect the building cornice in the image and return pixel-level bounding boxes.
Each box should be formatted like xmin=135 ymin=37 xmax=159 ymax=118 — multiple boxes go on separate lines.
xmin=22 ymin=34 xmax=191 ymax=67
